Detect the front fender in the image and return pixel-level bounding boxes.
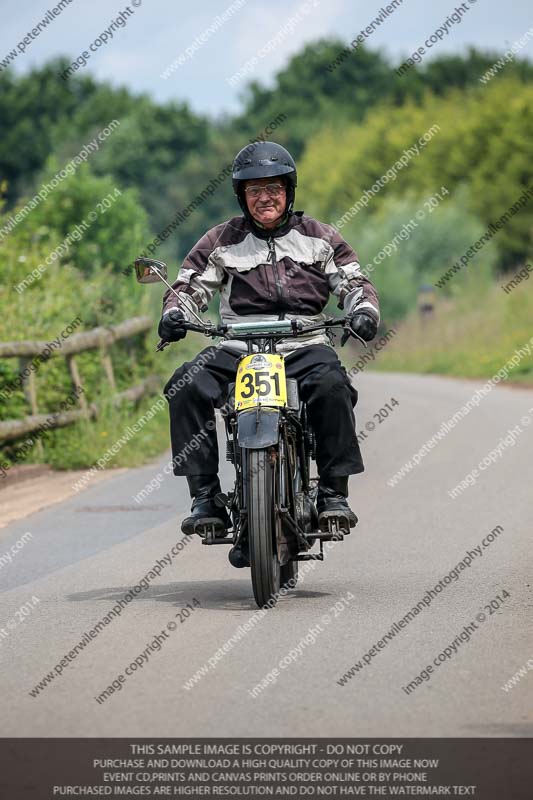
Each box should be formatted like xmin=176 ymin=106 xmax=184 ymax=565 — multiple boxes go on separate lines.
xmin=237 ymin=408 xmax=280 ymax=448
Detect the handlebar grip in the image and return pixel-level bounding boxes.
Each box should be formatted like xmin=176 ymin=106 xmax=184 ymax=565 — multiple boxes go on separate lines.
xmin=156 ymin=322 xmax=221 ymax=350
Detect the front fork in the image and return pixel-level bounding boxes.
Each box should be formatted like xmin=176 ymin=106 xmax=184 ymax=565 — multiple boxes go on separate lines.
xmin=222 ymin=408 xmax=327 ymax=555
xmin=223 ymin=408 xmax=282 ymax=554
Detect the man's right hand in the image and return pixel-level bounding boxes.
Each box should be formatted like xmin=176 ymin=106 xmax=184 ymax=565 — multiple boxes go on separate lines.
xmin=158 ymin=308 xmax=187 ymax=342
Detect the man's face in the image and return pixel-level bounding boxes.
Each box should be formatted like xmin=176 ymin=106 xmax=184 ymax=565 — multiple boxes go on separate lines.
xmin=243 ymin=177 xmax=287 ymax=229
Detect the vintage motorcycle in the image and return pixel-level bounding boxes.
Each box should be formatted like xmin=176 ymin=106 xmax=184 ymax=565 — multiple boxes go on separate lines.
xmin=136 ymin=257 xmax=363 ymax=608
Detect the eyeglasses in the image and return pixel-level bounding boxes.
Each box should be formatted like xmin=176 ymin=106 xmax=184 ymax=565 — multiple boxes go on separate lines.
xmin=243 ymin=183 xmax=285 ymax=198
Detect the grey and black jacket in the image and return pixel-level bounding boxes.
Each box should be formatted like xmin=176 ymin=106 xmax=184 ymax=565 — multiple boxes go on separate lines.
xmin=162 ymin=211 xmax=380 ymax=354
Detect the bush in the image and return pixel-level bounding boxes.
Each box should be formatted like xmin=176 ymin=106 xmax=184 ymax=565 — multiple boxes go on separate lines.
xmin=299 ymin=79 xmax=533 ymax=267
xmin=339 ymin=188 xmax=497 ymax=323
xmin=0 ymin=166 xmax=202 ymax=470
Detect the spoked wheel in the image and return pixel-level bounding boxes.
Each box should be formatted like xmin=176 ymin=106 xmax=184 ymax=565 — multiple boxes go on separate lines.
xmin=246 ymin=448 xmax=281 ymax=608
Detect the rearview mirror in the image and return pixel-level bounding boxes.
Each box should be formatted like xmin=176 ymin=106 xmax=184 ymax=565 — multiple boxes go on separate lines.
xmin=135 ymin=258 xmax=168 ymax=283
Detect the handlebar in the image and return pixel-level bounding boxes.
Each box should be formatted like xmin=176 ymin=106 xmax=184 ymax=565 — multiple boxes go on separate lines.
xmin=156 ymin=315 xmax=366 ymax=351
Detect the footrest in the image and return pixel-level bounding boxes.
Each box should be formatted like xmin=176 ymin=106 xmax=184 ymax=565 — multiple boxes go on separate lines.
xmin=295 ymin=553 xmax=324 ymax=561
xmin=201 ymin=537 xmax=233 ymax=545
xmin=194 ymin=518 xmax=228 ymax=540
xmin=304 ymin=531 xmax=344 ymax=541
xmin=318 ymin=511 xmax=354 ymax=535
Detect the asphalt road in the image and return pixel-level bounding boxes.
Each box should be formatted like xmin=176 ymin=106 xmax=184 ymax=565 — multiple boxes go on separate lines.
xmin=1 ymin=371 xmax=532 ymax=737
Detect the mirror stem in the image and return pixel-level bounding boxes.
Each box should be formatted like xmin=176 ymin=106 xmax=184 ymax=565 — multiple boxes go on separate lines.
xmin=149 ymin=265 xmax=205 ymax=324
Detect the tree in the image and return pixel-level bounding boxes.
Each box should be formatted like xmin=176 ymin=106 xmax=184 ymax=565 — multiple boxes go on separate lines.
xmin=299 ymin=79 xmax=533 ymax=266
xmin=0 ymin=60 xmax=100 ymax=200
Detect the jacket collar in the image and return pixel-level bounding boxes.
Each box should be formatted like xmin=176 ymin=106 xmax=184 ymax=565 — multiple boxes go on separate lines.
xmin=246 ymin=211 xmax=304 ymax=240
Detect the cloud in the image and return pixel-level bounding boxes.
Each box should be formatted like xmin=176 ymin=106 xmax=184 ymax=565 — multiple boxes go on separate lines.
xmin=3 ymin=0 xmax=533 ymax=115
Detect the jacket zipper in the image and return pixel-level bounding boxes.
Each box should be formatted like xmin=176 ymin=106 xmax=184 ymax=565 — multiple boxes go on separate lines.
xmin=267 ymin=236 xmax=285 ymax=314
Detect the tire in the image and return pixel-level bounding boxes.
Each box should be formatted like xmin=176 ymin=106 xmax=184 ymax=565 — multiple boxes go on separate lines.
xmin=246 ymin=448 xmax=281 ymax=608
xmin=280 ymin=560 xmax=298 ymax=590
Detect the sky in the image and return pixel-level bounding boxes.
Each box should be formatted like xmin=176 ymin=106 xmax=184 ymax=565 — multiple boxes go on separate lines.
xmin=1 ymin=0 xmax=532 ymax=116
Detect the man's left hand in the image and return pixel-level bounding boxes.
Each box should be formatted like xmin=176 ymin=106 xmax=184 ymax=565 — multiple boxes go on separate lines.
xmin=349 ymin=311 xmax=378 ymax=342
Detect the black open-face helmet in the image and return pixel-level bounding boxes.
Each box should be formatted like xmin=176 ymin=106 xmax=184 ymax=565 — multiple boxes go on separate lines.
xmin=232 ymin=141 xmax=297 ymax=223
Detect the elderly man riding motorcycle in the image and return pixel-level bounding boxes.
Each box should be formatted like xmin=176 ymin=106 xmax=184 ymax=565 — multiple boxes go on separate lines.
xmin=158 ymin=141 xmax=380 ymax=568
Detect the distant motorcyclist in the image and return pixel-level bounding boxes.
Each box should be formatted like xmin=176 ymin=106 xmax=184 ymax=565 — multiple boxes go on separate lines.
xmin=159 ymin=141 xmax=380 ymax=567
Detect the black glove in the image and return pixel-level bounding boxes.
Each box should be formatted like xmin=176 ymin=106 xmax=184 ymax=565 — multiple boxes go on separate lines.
xmin=349 ymin=311 xmax=378 ymax=342
xmin=158 ymin=308 xmax=187 ymax=342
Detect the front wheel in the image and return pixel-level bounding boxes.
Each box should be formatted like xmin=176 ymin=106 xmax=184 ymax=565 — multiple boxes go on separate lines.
xmin=246 ymin=448 xmax=280 ymax=608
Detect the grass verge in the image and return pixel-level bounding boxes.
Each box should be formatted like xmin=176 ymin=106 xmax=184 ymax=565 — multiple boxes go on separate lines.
xmin=370 ymin=279 xmax=533 ymax=383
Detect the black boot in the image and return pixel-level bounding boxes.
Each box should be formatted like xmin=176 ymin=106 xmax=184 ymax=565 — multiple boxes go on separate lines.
xmin=317 ymin=475 xmax=357 ymax=533
xmin=182 ymin=474 xmax=230 ymax=537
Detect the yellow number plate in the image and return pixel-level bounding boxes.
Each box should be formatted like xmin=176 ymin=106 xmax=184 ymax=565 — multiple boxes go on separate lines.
xmin=235 ymin=353 xmax=287 ymax=411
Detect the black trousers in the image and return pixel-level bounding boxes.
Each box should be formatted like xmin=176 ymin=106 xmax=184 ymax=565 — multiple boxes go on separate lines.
xmin=163 ymin=344 xmax=364 ymax=478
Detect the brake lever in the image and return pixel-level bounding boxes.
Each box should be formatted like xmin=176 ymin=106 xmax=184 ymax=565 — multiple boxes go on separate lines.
xmin=156 ymin=338 xmax=170 ymax=352
xmin=340 ymin=326 xmax=367 ymax=348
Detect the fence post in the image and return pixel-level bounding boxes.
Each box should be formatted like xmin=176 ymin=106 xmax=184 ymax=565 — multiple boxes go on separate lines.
xmin=100 ymin=346 xmax=117 ymax=392
xmin=19 ymin=357 xmax=44 ymax=458
xmin=66 ymin=355 xmax=89 ymax=417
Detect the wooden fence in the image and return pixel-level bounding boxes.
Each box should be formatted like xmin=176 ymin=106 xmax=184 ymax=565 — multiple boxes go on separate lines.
xmin=0 ymin=316 xmax=160 ymax=445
